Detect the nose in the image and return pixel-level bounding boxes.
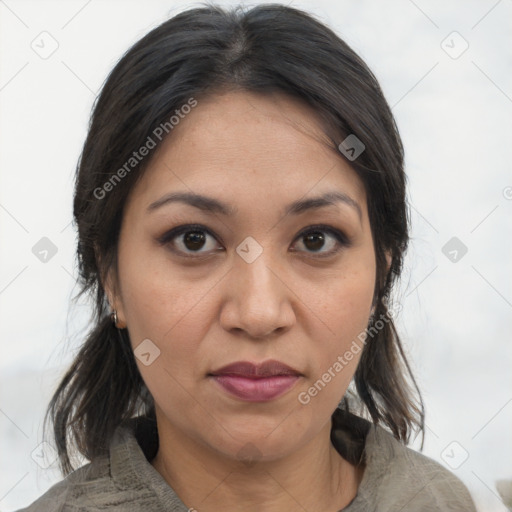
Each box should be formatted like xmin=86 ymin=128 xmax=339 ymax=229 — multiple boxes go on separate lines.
xmin=219 ymin=248 xmax=296 ymax=340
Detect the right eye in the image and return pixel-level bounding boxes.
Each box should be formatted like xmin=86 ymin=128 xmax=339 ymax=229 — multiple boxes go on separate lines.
xmin=157 ymin=224 xmax=224 ymax=258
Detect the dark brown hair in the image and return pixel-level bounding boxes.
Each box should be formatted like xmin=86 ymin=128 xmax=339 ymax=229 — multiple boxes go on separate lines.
xmin=46 ymin=2 xmax=424 ymax=475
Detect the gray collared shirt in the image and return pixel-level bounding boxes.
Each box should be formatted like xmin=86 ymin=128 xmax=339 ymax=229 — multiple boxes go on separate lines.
xmin=15 ymin=412 xmax=477 ymax=511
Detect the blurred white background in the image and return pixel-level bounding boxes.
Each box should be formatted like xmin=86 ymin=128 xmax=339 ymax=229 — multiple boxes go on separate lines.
xmin=1 ymin=0 xmax=511 ymax=510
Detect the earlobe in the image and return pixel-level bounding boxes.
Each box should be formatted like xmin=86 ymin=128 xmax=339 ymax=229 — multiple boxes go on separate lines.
xmin=102 ymin=267 xmax=127 ymax=329
xmin=103 ymin=269 xmax=115 ymax=311
xmin=108 ymin=294 xmax=127 ymax=329
xmin=370 ymin=251 xmax=392 ymax=316
xmin=385 ymin=250 xmax=392 ymax=273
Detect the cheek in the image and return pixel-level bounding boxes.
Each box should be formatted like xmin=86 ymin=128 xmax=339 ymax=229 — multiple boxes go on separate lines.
xmin=118 ymin=229 xmax=193 ymax=331
xmin=122 ymin=273 xmax=214 ymax=361
xmin=307 ymin=256 xmax=375 ymax=387
xmin=121 ymin=268 xmax=214 ymax=417
xmin=321 ymin=247 xmax=376 ymax=329
xmin=117 ymin=239 xmax=219 ymax=381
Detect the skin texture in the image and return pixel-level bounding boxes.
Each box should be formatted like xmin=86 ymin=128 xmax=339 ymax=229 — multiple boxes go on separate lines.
xmin=106 ymin=90 xmax=387 ymax=511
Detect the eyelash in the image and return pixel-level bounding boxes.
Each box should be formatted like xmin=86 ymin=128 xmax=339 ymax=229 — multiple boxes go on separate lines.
xmin=157 ymin=223 xmax=351 ymax=259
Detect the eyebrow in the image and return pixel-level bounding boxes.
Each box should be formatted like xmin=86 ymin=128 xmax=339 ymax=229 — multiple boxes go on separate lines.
xmin=146 ymin=190 xmax=362 ymax=222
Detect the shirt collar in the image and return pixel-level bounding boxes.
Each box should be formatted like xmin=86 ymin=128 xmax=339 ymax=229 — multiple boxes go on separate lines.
xmin=108 ymin=407 xmax=381 ymax=510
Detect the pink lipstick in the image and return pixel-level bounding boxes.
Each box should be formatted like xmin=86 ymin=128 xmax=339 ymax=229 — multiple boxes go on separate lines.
xmin=208 ymin=360 xmax=302 ymax=402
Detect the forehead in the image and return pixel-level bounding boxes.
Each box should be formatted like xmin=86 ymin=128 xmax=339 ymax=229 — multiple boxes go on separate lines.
xmin=128 ymin=90 xmax=366 ymax=214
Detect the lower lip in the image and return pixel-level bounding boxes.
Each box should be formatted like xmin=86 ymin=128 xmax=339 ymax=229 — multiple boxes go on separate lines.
xmin=210 ymin=375 xmax=300 ymax=402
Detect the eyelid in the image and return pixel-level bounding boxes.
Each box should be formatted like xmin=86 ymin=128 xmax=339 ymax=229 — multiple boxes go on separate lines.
xmin=295 ymin=224 xmax=350 ymax=245
xmin=156 ymin=223 xmax=223 ymax=252
xmin=290 ymin=224 xmax=351 ymax=258
xmin=157 ymin=223 xmax=351 ymax=258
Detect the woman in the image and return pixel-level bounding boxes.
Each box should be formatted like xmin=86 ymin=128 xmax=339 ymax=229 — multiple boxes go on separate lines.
xmin=17 ymin=3 xmax=477 ymax=511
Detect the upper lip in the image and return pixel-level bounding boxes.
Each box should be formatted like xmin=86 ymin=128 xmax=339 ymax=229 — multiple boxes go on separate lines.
xmin=209 ymin=359 xmax=302 ymax=378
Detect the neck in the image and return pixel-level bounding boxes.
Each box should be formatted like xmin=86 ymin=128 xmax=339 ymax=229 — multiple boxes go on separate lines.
xmin=151 ymin=409 xmax=362 ymax=512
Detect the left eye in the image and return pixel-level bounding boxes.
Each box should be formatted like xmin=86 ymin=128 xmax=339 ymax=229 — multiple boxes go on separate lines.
xmin=292 ymin=226 xmax=348 ymax=256
xmin=158 ymin=224 xmax=349 ymax=258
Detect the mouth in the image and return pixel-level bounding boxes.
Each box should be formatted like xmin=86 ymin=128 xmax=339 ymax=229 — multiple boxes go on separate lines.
xmin=208 ymin=360 xmax=303 ymax=402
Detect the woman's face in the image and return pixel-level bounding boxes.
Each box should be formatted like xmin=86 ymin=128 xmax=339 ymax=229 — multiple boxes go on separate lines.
xmin=109 ymin=90 xmax=378 ymax=463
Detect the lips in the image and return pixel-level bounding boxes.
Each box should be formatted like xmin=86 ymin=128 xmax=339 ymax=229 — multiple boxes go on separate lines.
xmin=208 ymin=360 xmax=302 ymax=402
xmin=209 ymin=360 xmax=302 ymax=378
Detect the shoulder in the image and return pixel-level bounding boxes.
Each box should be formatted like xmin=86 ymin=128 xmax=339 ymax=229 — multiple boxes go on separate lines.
xmin=359 ymin=425 xmax=477 ymax=511
xmin=12 ymin=459 xmax=104 ymax=512
xmin=13 ymin=422 xmax=151 ymax=512
xmin=13 ymin=418 xmax=178 ymax=512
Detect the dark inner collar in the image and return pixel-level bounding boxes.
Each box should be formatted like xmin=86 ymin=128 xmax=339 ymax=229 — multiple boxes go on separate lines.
xmin=126 ymin=406 xmax=370 ymax=468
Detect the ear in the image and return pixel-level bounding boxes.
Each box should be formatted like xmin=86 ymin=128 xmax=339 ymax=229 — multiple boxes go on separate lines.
xmin=105 ymin=269 xmax=127 ymax=328
xmin=96 ymin=244 xmax=127 ymax=328
xmin=370 ymin=250 xmax=393 ymax=316
xmin=385 ymin=250 xmax=392 ymax=273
